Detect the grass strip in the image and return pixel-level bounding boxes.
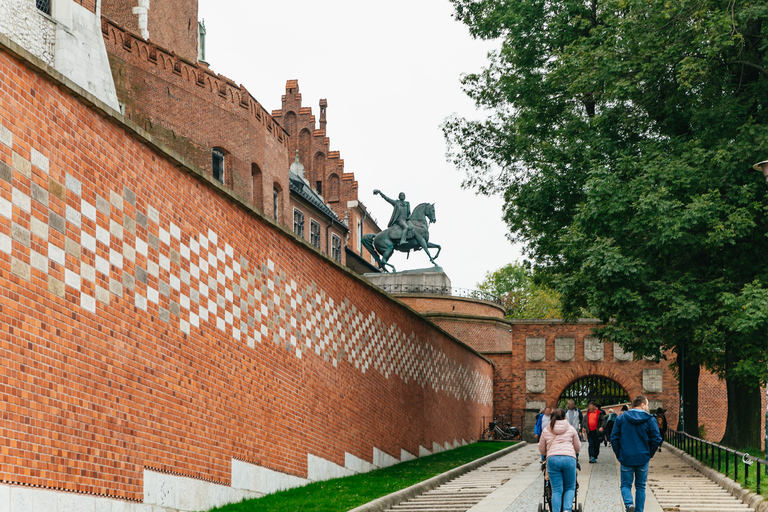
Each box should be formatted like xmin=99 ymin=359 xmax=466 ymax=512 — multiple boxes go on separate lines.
xmin=210 ymin=441 xmax=517 ymax=512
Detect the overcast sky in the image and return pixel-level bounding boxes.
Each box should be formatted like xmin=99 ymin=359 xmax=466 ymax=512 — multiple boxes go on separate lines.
xmin=198 ymin=0 xmax=524 ymax=289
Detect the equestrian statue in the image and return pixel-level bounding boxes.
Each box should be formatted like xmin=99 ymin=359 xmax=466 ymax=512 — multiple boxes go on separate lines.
xmin=362 ymin=189 xmax=441 ymax=273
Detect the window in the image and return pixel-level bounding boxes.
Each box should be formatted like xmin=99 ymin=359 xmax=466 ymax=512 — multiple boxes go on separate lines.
xmin=310 ymin=220 xmax=321 ymax=248
xmin=212 ymin=148 xmax=225 ymax=183
xmin=293 ymin=208 xmax=305 ymax=238
xmin=36 ymin=0 xmax=51 ymax=14
xmin=252 ymin=163 xmax=263 ymax=210
xmin=356 ymin=220 xmax=363 ymax=253
xmin=316 ymin=181 xmax=322 ymax=195
xmin=273 ymin=185 xmax=280 ymax=221
xmin=332 ymin=234 xmax=342 ymax=262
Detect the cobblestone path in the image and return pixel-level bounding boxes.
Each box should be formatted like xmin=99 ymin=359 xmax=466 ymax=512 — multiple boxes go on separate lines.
xmin=376 ymin=442 xmax=757 ymax=512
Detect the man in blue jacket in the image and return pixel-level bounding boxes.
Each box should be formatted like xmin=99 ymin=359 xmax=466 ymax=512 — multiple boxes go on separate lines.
xmin=611 ymin=395 xmax=662 ymax=512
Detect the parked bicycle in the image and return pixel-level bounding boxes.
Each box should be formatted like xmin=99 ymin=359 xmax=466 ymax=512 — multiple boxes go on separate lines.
xmin=482 ymin=418 xmax=521 ymax=441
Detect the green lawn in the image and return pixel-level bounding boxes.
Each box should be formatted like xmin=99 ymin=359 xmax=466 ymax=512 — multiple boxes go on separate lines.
xmin=209 ymin=441 xmax=517 ymax=512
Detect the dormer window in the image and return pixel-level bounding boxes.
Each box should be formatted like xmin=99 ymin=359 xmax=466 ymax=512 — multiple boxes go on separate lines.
xmin=212 ymin=148 xmax=225 ymax=183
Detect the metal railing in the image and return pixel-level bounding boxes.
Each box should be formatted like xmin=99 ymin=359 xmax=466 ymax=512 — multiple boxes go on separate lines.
xmin=666 ymin=429 xmax=768 ymax=493
xmin=376 ymin=284 xmax=503 ymax=306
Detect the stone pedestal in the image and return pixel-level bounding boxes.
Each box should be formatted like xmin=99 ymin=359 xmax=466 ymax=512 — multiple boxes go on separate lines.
xmin=364 ymin=267 xmax=451 ymax=294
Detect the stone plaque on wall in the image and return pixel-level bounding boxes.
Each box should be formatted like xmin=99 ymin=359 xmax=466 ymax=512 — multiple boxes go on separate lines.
xmin=643 ymin=369 xmax=663 ymax=393
xmin=649 ymin=400 xmax=663 ymax=412
xmin=555 ymin=337 xmax=575 ymax=361
xmin=613 ymin=342 xmax=633 ymax=361
xmin=526 ymin=400 xmax=547 ymax=411
xmin=526 ymin=369 xmax=546 ymax=393
xmin=584 ymin=337 xmax=604 ymax=361
xmin=526 ymin=337 xmax=546 ymax=362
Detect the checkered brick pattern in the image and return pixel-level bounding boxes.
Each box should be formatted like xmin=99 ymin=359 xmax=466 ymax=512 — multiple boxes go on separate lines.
xmin=0 ymin=147 xmax=493 ymax=405
xmin=0 ymin=47 xmax=494 ymax=502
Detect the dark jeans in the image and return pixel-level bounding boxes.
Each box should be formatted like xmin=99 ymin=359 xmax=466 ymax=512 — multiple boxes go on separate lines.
xmin=587 ymin=430 xmax=601 ymax=459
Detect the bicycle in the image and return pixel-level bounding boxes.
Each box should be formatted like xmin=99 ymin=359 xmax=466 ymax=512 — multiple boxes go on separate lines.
xmin=482 ymin=418 xmax=521 ymax=440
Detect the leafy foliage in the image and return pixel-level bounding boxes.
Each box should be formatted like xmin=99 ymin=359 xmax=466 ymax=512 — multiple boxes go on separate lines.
xmin=477 ymin=262 xmax=562 ymax=318
xmin=446 ymin=0 xmax=768 ymax=446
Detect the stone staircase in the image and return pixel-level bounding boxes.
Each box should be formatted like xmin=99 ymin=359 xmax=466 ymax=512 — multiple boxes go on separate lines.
xmin=648 ymin=449 xmax=755 ymax=512
xmin=385 ymin=445 xmax=539 ymax=512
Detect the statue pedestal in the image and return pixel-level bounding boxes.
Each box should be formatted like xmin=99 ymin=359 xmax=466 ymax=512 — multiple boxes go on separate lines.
xmin=364 ymin=267 xmax=451 ymax=294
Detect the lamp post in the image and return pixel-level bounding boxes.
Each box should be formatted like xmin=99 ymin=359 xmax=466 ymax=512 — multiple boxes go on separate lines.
xmin=753 ymin=161 xmax=768 ymax=455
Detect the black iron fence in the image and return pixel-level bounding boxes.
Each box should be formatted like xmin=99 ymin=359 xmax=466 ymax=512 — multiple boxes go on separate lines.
xmin=666 ymin=429 xmax=768 ymax=494
xmin=376 ymin=284 xmax=503 ymax=306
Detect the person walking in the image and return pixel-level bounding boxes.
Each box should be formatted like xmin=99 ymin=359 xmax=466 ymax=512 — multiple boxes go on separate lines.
xmin=655 ymin=407 xmax=668 ymax=450
xmin=611 ymin=395 xmax=663 ymax=512
xmin=581 ymin=401 xmax=606 ymax=463
xmin=565 ymin=400 xmax=583 ymax=434
xmin=605 ymin=408 xmax=618 ymax=447
xmin=534 ymin=407 xmax=552 ymax=441
xmin=539 ymin=408 xmax=581 ymax=512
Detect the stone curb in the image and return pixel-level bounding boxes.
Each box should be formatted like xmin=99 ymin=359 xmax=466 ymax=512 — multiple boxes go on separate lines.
xmin=347 ymin=441 xmax=528 ymax=512
xmin=663 ymin=441 xmax=768 ymax=512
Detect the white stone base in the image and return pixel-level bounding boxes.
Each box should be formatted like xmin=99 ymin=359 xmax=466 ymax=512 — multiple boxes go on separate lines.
xmin=231 ymin=459 xmax=308 ymax=496
xmin=0 ymin=439 xmax=476 ymax=511
xmin=373 ymin=448 xmax=400 ymax=469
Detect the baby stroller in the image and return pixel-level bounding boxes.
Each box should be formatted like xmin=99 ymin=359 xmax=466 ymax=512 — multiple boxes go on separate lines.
xmin=537 ymin=457 xmax=582 ymax=512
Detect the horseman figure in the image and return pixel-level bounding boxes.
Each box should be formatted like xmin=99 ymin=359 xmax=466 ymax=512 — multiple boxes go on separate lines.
xmin=374 ymin=189 xmax=413 ymax=246
xmin=363 ymin=189 xmax=442 ymax=272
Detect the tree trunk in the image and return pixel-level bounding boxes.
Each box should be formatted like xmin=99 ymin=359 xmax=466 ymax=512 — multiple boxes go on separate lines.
xmin=720 ymin=342 xmax=763 ymax=449
xmin=676 ymin=345 xmax=699 ymax=436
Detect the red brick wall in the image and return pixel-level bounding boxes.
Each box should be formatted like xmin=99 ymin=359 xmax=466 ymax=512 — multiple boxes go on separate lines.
xmin=76 ymin=0 xmax=96 ymax=14
xmin=398 ymin=295 xmax=505 ymax=318
xmin=102 ymin=21 xmax=290 ymax=222
xmin=0 ymin=44 xmax=493 ymax=500
xmin=697 ymin=370 xmax=765 ymax=446
xmin=429 ymin=317 xmax=513 ymax=353
xmin=102 ymin=0 xmax=198 ymax=62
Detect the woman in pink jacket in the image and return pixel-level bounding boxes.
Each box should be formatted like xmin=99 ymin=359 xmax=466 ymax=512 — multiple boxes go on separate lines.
xmin=538 ymin=408 xmax=581 ymax=512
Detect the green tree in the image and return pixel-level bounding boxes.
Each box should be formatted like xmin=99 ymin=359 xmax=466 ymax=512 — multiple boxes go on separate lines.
xmin=478 ymin=263 xmax=562 ymax=318
xmin=445 ymin=0 xmax=768 ymax=446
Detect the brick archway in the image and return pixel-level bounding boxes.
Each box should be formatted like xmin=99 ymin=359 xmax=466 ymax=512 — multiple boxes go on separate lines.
xmin=556 ymin=374 xmax=630 ymax=409
xmin=540 ymin=362 xmax=644 ymax=410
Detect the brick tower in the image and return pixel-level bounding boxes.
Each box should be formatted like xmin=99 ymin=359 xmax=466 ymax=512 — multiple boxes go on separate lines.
xmin=101 ymin=0 xmax=199 ymax=62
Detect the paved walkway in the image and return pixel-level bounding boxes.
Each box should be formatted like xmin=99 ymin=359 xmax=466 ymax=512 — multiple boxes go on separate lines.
xmin=384 ymin=442 xmax=756 ymax=512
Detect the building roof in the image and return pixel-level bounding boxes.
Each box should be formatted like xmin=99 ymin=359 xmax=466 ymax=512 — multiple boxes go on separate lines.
xmin=288 ymin=170 xmax=347 ymax=229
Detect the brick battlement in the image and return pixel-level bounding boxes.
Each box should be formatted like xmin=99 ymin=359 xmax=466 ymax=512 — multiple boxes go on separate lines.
xmin=101 ymin=18 xmax=287 ymax=147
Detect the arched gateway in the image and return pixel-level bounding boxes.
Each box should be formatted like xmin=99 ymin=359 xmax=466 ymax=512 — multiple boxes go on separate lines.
xmin=557 ymin=375 xmax=630 ymax=410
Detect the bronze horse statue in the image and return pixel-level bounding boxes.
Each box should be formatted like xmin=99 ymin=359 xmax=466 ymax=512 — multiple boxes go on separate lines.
xmin=362 ymin=202 xmax=441 ymax=272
